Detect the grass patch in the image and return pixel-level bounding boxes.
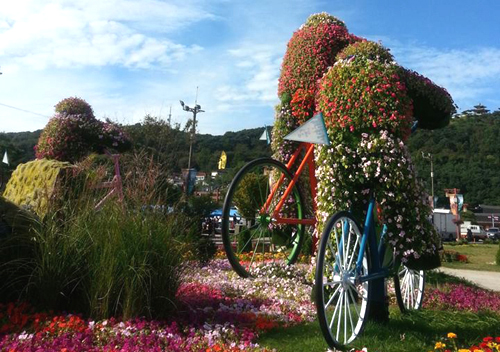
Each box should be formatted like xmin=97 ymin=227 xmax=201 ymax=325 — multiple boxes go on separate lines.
xmin=442 ymin=244 xmax=500 ymax=272
xmin=258 ymin=308 xmax=500 ymax=352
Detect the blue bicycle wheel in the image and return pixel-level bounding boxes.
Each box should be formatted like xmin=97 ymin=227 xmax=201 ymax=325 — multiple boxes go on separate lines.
xmin=394 ymin=265 xmax=425 ymax=312
xmin=315 ymin=211 xmax=371 ymax=349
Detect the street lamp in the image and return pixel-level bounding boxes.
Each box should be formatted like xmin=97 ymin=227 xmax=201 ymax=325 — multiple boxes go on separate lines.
xmin=422 ymin=152 xmax=434 ymax=208
xmin=179 ymin=98 xmax=204 ymax=170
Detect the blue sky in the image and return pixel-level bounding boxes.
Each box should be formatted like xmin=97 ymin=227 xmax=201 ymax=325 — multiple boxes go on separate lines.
xmin=0 ymin=0 xmax=499 ymax=135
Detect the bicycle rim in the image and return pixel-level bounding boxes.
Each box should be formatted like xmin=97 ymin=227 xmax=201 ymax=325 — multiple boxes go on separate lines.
xmin=222 ymin=158 xmax=305 ymax=278
xmin=315 ymin=211 xmax=370 ymax=349
xmin=394 ymin=265 xmax=425 ymax=312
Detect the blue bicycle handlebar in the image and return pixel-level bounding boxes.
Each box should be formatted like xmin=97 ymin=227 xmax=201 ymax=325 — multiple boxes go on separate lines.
xmin=411 ymin=120 xmax=418 ymax=134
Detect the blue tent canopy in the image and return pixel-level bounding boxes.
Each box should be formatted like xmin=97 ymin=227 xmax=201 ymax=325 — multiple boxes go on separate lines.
xmin=210 ymin=208 xmax=239 ymax=217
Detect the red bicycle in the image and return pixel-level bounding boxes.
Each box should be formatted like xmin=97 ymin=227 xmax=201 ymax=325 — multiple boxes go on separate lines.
xmin=221 ymin=140 xmax=319 ymax=278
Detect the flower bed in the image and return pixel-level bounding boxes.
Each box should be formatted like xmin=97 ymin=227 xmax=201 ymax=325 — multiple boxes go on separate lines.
xmin=0 ymin=260 xmax=316 ymax=351
xmin=433 ymin=333 xmax=500 ymax=352
xmin=424 ymin=284 xmax=500 ymax=313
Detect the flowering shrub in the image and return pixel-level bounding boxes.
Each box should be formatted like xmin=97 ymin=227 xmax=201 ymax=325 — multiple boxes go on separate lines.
xmin=54 ymin=96 xmax=95 ymax=119
xmin=317 ymin=57 xmax=413 ymax=139
xmin=35 ymin=113 xmax=101 ymax=162
xmin=336 ymin=41 xmax=394 ymax=63
xmin=441 ymin=250 xmax=469 ymax=263
xmin=433 ymin=333 xmax=500 ymax=352
xmin=399 ymin=68 xmax=457 ymax=130
xmin=278 ymin=18 xmax=351 ymax=101
xmin=314 ymin=131 xmax=441 ymax=265
xmin=35 ymin=97 xmax=131 ymax=162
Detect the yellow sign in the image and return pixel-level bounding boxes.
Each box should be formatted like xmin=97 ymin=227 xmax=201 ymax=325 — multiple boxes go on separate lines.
xmin=218 ymin=151 xmax=227 ymax=170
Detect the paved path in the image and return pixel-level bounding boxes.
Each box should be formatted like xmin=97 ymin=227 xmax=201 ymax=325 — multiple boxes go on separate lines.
xmin=437 ymin=267 xmax=500 ymax=292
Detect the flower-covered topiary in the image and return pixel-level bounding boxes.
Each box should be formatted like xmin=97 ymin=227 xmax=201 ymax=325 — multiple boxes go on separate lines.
xmin=303 ymin=12 xmax=346 ymax=28
xmin=336 ymin=41 xmax=394 ymax=63
xmin=271 ymin=13 xmax=456 ymax=269
xmin=35 ymin=113 xmax=101 ymax=163
xmin=35 ymin=97 xmax=131 ymax=163
xmin=399 ymin=68 xmax=457 ymax=129
xmin=316 ymin=57 xmax=413 ymax=140
xmin=55 ymin=97 xmax=95 ymax=119
xmin=314 ymin=131 xmax=441 ymax=266
xmin=278 ymin=17 xmax=351 ymax=102
xmin=99 ymin=120 xmax=132 ymax=153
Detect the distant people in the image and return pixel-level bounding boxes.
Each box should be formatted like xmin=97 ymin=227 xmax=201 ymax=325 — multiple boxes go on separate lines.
xmin=467 ymin=228 xmax=473 ymax=242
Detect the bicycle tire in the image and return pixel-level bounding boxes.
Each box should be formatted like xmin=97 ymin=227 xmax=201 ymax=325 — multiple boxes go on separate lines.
xmin=393 ymin=265 xmax=425 ymax=313
xmin=222 ymin=157 xmax=306 ymax=278
xmin=315 ymin=211 xmax=371 ymax=349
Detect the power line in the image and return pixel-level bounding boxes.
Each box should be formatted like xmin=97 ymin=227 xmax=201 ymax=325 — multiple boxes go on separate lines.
xmin=0 ymin=102 xmax=50 ymax=118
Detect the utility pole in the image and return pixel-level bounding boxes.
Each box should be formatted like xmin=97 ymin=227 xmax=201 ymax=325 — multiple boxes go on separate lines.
xmin=168 ymin=105 xmax=172 ymax=126
xmin=422 ymin=152 xmax=434 ymax=207
xmin=180 ymin=87 xmax=205 ymax=194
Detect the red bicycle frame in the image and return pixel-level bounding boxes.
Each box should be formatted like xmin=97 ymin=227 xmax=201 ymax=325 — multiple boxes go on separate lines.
xmin=260 ymin=142 xmax=318 ymax=227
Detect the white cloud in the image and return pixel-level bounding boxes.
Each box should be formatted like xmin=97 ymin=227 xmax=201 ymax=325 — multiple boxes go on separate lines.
xmin=0 ymin=0 xmax=208 ymax=70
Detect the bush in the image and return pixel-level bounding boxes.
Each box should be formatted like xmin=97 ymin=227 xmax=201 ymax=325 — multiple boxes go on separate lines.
xmin=36 ymin=97 xmax=132 ymax=163
xmin=441 ymin=249 xmax=468 ymax=263
xmin=237 ymin=227 xmax=253 ymax=253
xmin=0 ymin=155 xmax=203 ymax=319
xmin=55 ymin=96 xmax=95 ymax=118
xmin=0 ymin=200 xmax=190 ymax=319
xmin=496 ymin=243 xmax=500 ymax=266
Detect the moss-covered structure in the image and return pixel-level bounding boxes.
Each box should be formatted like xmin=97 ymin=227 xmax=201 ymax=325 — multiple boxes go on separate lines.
xmin=3 ymin=159 xmax=73 ymax=218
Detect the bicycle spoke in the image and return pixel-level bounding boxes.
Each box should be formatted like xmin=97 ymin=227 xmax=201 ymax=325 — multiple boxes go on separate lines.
xmin=325 ymin=284 xmax=342 ymax=309
xmin=347 ymin=285 xmax=360 ymax=317
xmin=346 ymin=288 xmax=355 ymax=337
xmin=345 ymin=235 xmax=359 ymax=271
xmin=343 ymin=289 xmax=348 ymax=343
xmin=329 ymin=287 xmax=343 ymax=330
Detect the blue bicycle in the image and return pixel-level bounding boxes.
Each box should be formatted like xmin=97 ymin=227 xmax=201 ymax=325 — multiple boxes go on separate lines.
xmin=314 ymin=197 xmax=425 ymax=349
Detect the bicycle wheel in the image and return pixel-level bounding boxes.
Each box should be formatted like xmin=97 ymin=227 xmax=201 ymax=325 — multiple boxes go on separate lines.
xmin=222 ymin=157 xmax=306 ymax=278
xmin=394 ymin=265 xmax=425 ymax=312
xmin=315 ymin=211 xmax=371 ymax=349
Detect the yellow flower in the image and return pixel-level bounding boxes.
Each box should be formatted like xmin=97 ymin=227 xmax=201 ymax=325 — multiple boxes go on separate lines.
xmin=447 ymin=332 xmax=457 ymax=339
xmin=435 ymin=342 xmax=446 ymax=349
xmin=457 ymin=350 xmax=470 ymax=352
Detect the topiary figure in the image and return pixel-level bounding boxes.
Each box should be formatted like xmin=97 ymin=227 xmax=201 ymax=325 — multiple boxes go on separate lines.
xmin=273 ymin=13 xmax=456 ymax=270
xmin=35 ymin=97 xmax=131 ymax=163
xmin=35 ymin=113 xmax=101 ymax=163
xmin=55 ymin=96 xmax=95 ymax=119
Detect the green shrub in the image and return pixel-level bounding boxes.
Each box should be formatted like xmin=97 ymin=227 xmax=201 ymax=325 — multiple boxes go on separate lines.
xmin=496 ymin=243 xmax=500 ymax=266
xmin=36 ymin=97 xmax=131 ymax=163
xmin=1 ymin=201 xmax=190 ymax=319
xmin=0 ymin=197 xmax=38 ymax=303
xmin=238 ymin=227 xmax=253 ymax=253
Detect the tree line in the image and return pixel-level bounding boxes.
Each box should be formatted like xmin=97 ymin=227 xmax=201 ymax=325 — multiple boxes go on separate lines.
xmin=2 ymin=106 xmax=500 ymax=206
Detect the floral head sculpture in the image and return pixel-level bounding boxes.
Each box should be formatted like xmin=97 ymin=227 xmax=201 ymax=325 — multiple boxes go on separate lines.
xmin=36 ymin=97 xmax=131 ymax=163
xmin=273 ymin=13 xmax=456 ymax=269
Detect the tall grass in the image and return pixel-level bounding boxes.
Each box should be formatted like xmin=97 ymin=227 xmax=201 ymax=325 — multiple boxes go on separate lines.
xmin=0 ymin=150 xmax=211 ymax=319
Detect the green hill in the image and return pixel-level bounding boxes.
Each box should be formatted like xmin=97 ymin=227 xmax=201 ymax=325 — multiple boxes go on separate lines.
xmin=408 ymin=110 xmax=500 ymax=206
xmin=2 ymin=110 xmax=500 ymax=205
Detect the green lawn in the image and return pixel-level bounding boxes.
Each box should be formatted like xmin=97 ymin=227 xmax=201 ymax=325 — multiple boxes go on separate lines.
xmin=442 ymin=243 xmax=500 ymax=272
xmin=257 ymin=271 xmax=500 ymax=352
xmin=258 ymin=309 xmax=500 ymax=352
